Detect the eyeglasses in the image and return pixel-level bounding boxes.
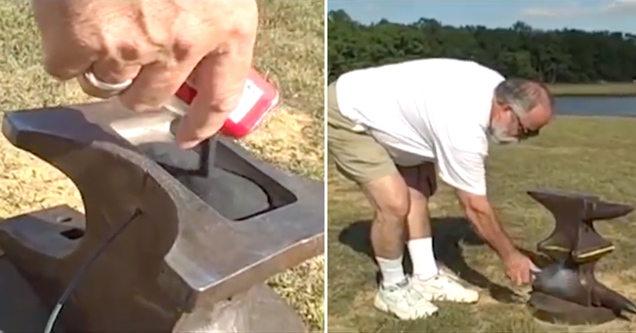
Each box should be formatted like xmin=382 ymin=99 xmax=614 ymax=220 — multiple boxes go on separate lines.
xmin=510 ymin=110 xmax=539 ymax=139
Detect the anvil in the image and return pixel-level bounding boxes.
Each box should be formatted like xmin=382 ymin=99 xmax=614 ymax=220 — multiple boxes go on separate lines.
xmin=526 ymin=190 xmax=636 ymax=325
xmin=0 ymin=101 xmax=324 ymax=332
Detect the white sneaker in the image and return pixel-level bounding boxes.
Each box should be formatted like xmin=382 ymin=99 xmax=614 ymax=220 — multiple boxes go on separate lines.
xmin=374 ymin=278 xmax=439 ymax=320
xmin=412 ymin=270 xmax=480 ymax=303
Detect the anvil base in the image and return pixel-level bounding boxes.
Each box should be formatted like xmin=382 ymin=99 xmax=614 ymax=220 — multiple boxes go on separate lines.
xmin=528 ymin=292 xmax=616 ymax=325
xmin=0 ymin=205 xmax=306 ymax=332
xmin=0 ymin=252 xmax=50 ymax=332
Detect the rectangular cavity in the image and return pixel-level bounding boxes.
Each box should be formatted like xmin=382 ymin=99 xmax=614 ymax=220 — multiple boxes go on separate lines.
xmin=109 ymin=113 xmax=297 ymax=221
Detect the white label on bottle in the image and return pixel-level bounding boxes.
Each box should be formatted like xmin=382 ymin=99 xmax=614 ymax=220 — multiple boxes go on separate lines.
xmin=228 ymin=79 xmax=264 ymax=123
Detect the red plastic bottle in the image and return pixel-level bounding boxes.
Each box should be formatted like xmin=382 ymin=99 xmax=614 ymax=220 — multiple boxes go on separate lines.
xmin=166 ymin=68 xmax=280 ymax=138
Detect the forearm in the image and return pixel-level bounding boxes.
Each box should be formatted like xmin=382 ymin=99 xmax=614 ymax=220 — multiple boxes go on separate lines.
xmin=462 ymin=199 xmax=517 ymax=260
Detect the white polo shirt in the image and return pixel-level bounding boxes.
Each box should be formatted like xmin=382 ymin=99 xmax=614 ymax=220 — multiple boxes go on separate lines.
xmin=335 ymin=58 xmax=505 ymax=195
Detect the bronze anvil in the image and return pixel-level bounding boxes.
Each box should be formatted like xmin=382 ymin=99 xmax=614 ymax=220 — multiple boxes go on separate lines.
xmin=0 ymin=101 xmax=324 ymax=332
xmin=527 ymin=190 xmax=636 ymax=325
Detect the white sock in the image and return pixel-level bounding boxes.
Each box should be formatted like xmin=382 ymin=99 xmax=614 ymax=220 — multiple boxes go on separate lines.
xmin=376 ymin=256 xmax=406 ymax=287
xmin=408 ymin=237 xmax=438 ymax=280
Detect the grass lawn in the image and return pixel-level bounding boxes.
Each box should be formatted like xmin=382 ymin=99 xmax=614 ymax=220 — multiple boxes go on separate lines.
xmin=0 ymin=0 xmax=324 ymax=331
xmin=328 ymin=115 xmax=636 ymax=332
xmin=548 ymin=83 xmax=636 ymax=96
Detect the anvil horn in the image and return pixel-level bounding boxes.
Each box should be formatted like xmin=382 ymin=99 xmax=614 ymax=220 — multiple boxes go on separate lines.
xmin=586 ymin=202 xmax=634 ymax=221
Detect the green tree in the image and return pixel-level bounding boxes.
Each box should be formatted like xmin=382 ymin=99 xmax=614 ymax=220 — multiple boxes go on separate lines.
xmin=328 ymin=11 xmax=636 ymax=83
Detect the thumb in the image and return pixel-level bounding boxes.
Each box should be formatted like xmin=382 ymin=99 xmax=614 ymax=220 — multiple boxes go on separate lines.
xmin=175 ymin=53 xmax=250 ymax=149
xmin=529 ymin=261 xmax=541 ymax=273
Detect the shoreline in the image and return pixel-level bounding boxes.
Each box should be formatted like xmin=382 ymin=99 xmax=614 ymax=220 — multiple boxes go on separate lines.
xmin=547 ymin=83 xmax=636 ymax=97
xmin=555 ymin=113 xmax=636 ymax=118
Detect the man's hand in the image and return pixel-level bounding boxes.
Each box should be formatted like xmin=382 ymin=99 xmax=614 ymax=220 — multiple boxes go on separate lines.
xmin=31 ymin=0 xmax=258 ymax=149
xmin=456 ymin=190 xmax=540 ymax=285
xmin=503 ymin=251 xmax=540 ymax=285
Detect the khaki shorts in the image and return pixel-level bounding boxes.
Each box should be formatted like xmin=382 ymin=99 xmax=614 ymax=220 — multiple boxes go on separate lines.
xmin=327 ymin=81 xmax=437 ymax=195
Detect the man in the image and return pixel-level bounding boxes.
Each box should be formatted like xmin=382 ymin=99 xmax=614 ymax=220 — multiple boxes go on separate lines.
xmin=328 ymin=58 xmax=553 ymax=320
xmin=31 ymin=0 xmax=258 ymax=149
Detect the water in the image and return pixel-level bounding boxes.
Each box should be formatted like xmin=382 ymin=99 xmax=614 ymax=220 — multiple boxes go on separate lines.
xmin=555 ymin=96 xmax=636 ymax=117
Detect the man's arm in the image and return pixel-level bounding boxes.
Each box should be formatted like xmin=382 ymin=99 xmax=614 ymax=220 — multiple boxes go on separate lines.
xmin=435 ymin=146 xmax=518 ymax=260
xmin=455 ymin=191 xmax=517 ymax=260
xmin=436 ymin=144 xmax=537 ymax=284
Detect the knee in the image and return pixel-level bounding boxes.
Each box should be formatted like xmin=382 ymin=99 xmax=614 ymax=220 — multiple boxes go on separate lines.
xmin=375 ymin=198 xmax=409 ymax=224
xmin=409 ymin=188 xmax=431 ymax=214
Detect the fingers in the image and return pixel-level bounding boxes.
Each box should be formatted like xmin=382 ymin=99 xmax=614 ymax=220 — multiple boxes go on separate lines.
xmin=31 ymin=0 xmax=96 ymax=81
xmin=41 ymin=37 xmax=95 ymax=81
xmin=77 ymin=58 xmax=142 ymax=99
xmin=175 ymin=42 xmax=255 ymax=149
xmin=509 ymin=268 xmax=534 ymax=286
xmin=516 ymin=262 xmax=540 ymax=285
xmin=118 ymin=57 xmax=201 ymax=113
xmin=519 ymin=267 xmax=538 ymax=285
xmin=92 ymin=58 xmax=142 ymax=86
xmin=530 ymin=261 xmax=541 ymax=273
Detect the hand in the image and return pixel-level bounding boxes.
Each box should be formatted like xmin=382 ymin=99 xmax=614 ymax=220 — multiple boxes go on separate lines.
xmin=503 ymin=251 xmax=540 ymax=285
xmin=31 ymin=0 xmax=258 ymax=149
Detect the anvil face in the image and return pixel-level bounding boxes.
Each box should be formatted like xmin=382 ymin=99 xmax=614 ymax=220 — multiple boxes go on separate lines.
xmin=109 ymin=111 xmax=291 ymax=221
xmin=526 ymin=190 xmax=636 ymax=325
xmin=0 ymin=101 xmax=324 ymax=332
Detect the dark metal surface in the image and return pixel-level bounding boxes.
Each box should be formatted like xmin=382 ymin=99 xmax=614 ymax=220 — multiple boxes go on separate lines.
xmin=0 ymin=253 xmax=51 ymax=333
xmin=528 ymin=291 xmax=616 ymax=325
xmin=0 ymin=101 xmax=324 ymax=332
xmin=526 ymin=190 xmax=636 ymax=325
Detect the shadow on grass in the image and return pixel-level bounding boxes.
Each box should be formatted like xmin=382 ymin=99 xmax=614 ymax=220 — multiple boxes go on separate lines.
xmin=338 ymin=217 xmax=527 ymax=304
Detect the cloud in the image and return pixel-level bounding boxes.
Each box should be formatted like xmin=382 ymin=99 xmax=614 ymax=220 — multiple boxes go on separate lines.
xmin=521 ymin=0 xmax=636 ymax=18
xmin=521 ymin=8 xmax=560 ymax=17
xmin=521 ymin=7 xmax=585 ymax=18
xmin=604 ymin=0 xmax=636 ymax=15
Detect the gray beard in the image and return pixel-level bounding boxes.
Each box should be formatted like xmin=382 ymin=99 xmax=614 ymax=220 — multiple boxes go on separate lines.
xmin=487 ymin=125 xmax=518 ymax=144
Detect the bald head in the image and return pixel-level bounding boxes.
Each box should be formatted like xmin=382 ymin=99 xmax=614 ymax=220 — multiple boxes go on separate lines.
xmin=487 ymin=78 xmax=554 ymax=144
xmin=493 ymin=78 xmax=554 ymax=130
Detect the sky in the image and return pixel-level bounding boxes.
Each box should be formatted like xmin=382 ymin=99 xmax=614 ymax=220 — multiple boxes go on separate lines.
xmin=328 ymin=0 xmax=636 ymax=34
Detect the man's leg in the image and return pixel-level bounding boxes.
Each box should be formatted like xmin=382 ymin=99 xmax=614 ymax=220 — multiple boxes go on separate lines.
xmin=399 ymin=163 xmax=479 ymax=303
xmin=362 ymin=174 xmax=409 ymax=286
xmin=398 ymin=163 xmax=438 ymax=280
xmin=327 ymin=82 xmax=437 ymax=319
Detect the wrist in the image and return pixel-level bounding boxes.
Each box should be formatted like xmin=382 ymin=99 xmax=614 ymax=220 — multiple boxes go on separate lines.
xmin=497 ymin=242 xmax=519 ymax=261
xmin=464 ymin=205 xmax=518 ymax=261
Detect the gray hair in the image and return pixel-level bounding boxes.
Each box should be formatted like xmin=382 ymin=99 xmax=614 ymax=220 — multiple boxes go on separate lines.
xmin=493 ymin=78 xmax=554 ymax=116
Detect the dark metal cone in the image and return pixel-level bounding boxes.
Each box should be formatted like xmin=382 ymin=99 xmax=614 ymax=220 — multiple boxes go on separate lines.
xmin=593 ymin=282 xmax=636 ymax=315
xmin=588 ymin=203 xmax=634 ymax=221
